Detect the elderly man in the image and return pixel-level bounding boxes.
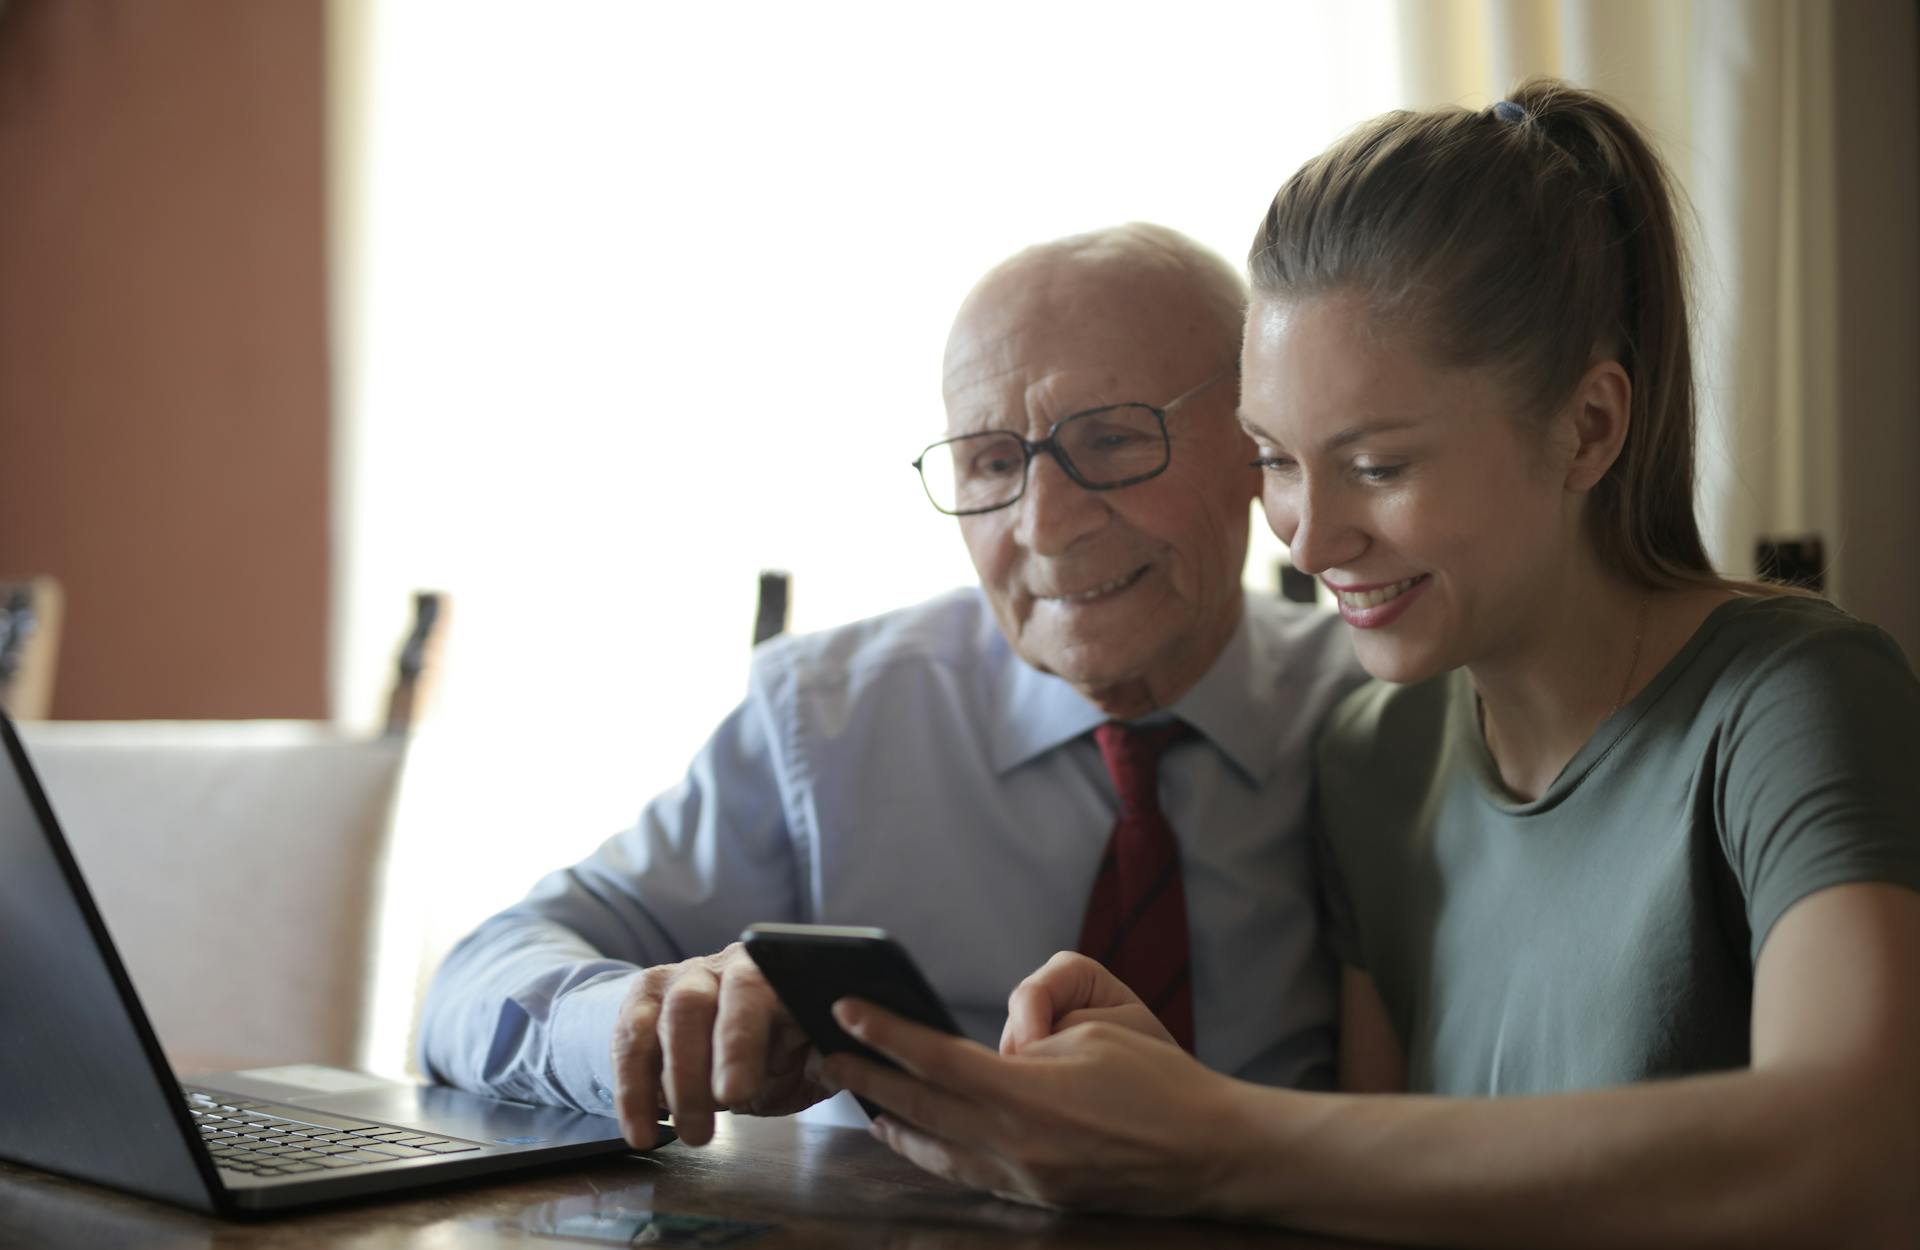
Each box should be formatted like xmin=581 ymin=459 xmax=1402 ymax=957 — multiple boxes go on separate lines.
xmin=418 ymin=223 xmax=1363 ymax=1150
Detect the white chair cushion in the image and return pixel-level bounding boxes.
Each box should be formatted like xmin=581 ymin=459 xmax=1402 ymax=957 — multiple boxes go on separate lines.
xmin=18 ymin=722 xmax=406 ymax=1073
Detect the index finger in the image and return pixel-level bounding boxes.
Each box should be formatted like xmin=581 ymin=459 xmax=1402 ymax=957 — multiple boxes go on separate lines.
xmin=610 ymin=967 xmax=674 ymax=1148
xmin=711 ymin=950 xmax=787 ymax=1106
xmin=658 ymin=963 xmax=724 ymax=1145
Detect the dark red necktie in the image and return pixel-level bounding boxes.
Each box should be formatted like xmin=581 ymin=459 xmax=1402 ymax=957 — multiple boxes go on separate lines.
xmin=1076 ymin=720 xmax=1196 ymax=1053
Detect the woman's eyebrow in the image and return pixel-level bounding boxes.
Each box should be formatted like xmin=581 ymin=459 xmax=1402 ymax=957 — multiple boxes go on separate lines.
xmin=1235 ymin=414 xmax=1423 ymax=449
xmin=1323 ymin=417 xmax=1422 ymax=451
xmin=1236 ymin=412 xmax=1277 ymax=441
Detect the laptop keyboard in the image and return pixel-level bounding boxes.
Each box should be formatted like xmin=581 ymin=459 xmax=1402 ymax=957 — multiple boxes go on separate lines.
xmin=182 ymin=1087 xmax=480 ymax=1177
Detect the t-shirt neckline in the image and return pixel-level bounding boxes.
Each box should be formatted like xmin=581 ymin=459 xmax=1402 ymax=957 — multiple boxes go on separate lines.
xmin=1456 ymin=595 xmax=1766 ymax=814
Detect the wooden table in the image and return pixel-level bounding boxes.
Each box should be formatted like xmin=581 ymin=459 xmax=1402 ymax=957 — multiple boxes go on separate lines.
xmin=0 ymin=1112 xmax=1395 ymax=1248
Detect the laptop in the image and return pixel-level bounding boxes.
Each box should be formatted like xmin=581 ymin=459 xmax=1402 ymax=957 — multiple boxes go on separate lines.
xmin=0 ymin=713 xmax=673 ymax=1215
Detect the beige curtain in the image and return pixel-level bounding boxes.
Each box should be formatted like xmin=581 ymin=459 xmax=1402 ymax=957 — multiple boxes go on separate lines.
xmin=1395 ymin=0 xmax=1920 ymax=662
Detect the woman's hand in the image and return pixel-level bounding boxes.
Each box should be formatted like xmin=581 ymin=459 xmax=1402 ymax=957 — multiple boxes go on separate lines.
xmin=820 ymin=996 xmax=1268 ymax=1216
xmin=999 ymin=951 xmax=1178 ymax=1054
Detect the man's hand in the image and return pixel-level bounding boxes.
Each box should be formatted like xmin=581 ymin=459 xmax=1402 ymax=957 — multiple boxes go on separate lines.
xmin=999 ymin=951 xmax=1176 ymax=1055
xmin=609 ymin=942 xmax=830 ymax=1148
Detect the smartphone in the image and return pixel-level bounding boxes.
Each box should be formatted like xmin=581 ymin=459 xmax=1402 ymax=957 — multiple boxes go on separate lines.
xmin=740 ymin=922 xmax=962 ymax=1116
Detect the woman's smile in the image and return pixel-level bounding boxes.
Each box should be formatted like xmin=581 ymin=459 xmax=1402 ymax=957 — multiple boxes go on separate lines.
xmin=1325 ymin=574 xmax=1431 ymax=628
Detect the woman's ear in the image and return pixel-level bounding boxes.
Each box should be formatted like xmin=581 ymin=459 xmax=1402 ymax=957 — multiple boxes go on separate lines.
xmin=1562 ymin=359 xmax=1631 ymax=494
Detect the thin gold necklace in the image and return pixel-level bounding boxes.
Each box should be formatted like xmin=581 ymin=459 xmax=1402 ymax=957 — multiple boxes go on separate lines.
xmin=1611 ymin=595 xmax=1650 ymax=716
xmin=1476 ymin=592 xmax=1653 ymax=755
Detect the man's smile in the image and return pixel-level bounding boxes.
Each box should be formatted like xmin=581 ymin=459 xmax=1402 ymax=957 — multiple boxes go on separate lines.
xmin=1030 ymin=564 xmax=1152 ymax=606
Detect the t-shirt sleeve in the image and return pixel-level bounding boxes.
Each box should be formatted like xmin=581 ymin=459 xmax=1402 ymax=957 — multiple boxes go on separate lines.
xmin=1311 ymin=695 xmax=1377 ymax=972
xmin=1309 ymin=781 xmax=1367 ymax=970
xmin=1717 ymin=618 xmax=1920 ymax=964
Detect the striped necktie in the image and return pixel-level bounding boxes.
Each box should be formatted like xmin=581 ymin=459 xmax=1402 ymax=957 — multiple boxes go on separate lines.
xmin=1075 ymin=720 xmax=1196 ymax=1053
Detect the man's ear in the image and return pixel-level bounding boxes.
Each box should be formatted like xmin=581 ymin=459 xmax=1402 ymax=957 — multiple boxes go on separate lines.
xmin=1562 ymin=359 xmax=1631 ymax=494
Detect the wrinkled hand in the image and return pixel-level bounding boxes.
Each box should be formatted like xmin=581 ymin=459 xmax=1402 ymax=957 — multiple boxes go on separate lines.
xmin=1000 ymin=951 xmax=1177 ymax=1054
xmin=822 ymin=998 xmax=1246 ymax=1216
xmin=609 ymin=942 xmax=830 ymax=1148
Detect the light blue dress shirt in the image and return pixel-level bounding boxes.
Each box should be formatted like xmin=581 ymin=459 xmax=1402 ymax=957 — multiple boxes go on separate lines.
xmin=418 ymin=587 xmax=1365 ymax=1114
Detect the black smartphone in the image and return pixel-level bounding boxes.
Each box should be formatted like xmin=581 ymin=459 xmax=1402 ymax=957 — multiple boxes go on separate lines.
xmin=740 ymin=922 xmax=962 ymax=1116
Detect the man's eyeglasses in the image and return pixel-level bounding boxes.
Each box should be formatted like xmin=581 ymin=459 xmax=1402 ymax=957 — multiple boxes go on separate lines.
xmin=913 ymin=365 xmax=1236 ymax=516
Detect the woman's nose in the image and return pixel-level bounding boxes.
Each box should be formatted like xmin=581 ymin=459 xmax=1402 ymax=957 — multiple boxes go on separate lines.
xmin=1267 ymin=478 xmax=1364 ymax=576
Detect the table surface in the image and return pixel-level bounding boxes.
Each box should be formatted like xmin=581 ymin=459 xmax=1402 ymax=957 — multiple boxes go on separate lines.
xmin=0 ymin=1112 xmax=1399 ymax=1249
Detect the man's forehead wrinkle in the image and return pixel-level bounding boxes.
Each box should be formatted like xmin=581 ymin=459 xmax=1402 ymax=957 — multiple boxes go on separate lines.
xmin=942 ymin=316 xmax=1034 ymax=393
xmin=941 ymin=333 xmax=1039 ymax=437
xmin=942 ymin=263 xmax=1082 ymax=411
xmin=943 ymin=256 xmax=1063 ymax=371
xmin=943 ymin=352 xmax=1022 ymax=397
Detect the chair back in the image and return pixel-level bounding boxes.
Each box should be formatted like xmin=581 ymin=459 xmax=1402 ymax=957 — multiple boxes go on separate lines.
xmin=754 ymin=570 xmax=791 ymax=645
xmin=17 ymin=722 xmax=406 ymax=1073
xmin=385 ymin=590 xmax=450 ymax=736
xmin=0 ymin=577 xmax=63 ymax=719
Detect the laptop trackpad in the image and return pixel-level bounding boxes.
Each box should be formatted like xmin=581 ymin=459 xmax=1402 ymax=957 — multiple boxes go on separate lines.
xmin=307 ymin=1082 xmax=628 ymax=1149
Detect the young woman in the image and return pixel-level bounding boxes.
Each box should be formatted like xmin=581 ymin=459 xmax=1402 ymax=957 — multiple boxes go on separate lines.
xmin=819 ymin=78 xmax=1920 ymax=1248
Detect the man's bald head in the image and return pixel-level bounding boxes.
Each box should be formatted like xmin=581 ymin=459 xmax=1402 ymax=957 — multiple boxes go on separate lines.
xmin=937 ymin=223 xmax=1258 ymax=718
xmin=944 ymin=223 xmax=1247 ymax=407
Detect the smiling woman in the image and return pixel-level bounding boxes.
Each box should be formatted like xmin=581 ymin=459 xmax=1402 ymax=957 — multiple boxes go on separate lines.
xmin=1239 ymin=290 xmax=1583 ymax=687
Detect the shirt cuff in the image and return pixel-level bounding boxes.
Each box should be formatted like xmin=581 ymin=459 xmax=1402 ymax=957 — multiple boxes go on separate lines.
xmin=549 ymin=969 xmax=640 ymax=1115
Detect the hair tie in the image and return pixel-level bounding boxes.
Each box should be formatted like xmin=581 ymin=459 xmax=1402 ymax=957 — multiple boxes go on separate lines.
xmin=1493 ymin=100 xmax=1526 ymax=125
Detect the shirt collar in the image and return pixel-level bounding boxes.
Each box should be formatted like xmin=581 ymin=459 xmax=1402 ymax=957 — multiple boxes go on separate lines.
xmin=987 ymin=601 xmax=1269 ymax=782
xmin=989 ymin=648 xmax=1109 ymax=775
xmin=1161 ymin=607 xmax=1268 ymax=781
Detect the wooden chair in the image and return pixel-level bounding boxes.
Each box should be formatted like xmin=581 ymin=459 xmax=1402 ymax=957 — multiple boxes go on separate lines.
xmin=12 ymin=594 xmax=445 ymax=1074
xmin=0 ymin=576 xmax=63 ymax=720
xmin=19 ymin=721 xmax=407 ymax=1073
xmin=384 ymin=590 xmax=450 ymax=735
xmin=754 ymin=570 xmax=791 ymax=644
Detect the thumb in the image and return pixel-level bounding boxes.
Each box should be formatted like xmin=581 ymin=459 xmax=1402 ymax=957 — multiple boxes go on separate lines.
xmin=1003 ymin=951 xmax=1129 ymax=1053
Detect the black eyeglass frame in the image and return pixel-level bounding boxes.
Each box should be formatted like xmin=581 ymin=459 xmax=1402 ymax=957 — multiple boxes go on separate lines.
xmin=911 ymin=364 xmax=1237 ymax=517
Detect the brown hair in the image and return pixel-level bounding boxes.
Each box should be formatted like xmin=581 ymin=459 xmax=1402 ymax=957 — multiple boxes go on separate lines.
xmin=1249 ymin=76 xmax=1717 ymax=590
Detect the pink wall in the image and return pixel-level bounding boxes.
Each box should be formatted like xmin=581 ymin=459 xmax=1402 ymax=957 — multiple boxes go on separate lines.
xmin=0 ymin=0 xmax=330 ymax=719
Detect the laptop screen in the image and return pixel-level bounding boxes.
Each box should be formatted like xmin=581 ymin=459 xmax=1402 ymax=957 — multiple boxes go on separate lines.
xmin=0 ymin=716 xmax=216 ymax=1212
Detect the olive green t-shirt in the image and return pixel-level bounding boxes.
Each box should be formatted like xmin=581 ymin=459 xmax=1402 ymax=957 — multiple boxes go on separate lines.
xmin=1315 ymin=596 xmax=1920 ymax=1095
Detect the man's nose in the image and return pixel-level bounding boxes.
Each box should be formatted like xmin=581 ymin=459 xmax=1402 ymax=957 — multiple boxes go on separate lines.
xmin=1013 ymin=451 xmax=1107 ymax=555
xmin=1274 ymin=479 xmax=1365 ymax=577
